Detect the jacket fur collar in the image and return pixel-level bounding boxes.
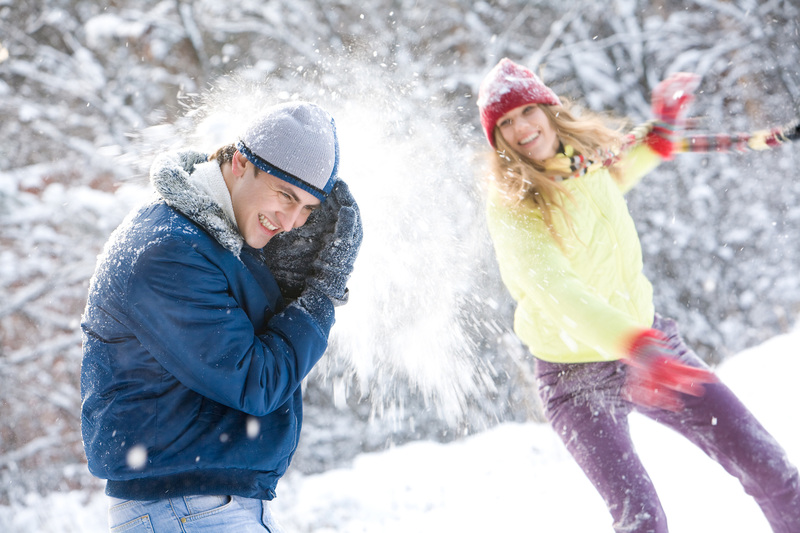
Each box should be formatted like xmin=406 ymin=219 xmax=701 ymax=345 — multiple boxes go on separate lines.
xmin=149 ymin=151 xmax=244 ymax=256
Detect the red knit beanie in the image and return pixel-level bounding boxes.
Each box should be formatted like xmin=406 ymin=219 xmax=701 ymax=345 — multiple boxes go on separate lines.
xmin=477 ymin=58 xmax=562 ymax=148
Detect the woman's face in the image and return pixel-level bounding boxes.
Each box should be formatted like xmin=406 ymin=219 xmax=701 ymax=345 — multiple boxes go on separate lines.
xmin=496 ymin=104 xmax=560 ymax=161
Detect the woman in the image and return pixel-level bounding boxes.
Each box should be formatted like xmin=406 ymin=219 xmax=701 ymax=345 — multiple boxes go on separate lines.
xmin=477 ymin=57 xmax=800 ymax=533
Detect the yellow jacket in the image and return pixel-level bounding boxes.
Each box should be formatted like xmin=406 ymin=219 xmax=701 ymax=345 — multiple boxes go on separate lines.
xmin=486 ymin=145 xmax=662 ymax=363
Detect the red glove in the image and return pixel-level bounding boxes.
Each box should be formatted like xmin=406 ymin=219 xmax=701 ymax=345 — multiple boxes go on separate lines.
xmin=622 ymin=329 xmax=717 ymax=412
xmin=646 ymin=72 xmax=701 ymax=159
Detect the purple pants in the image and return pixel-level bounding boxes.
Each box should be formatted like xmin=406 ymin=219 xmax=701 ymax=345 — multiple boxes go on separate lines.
xmin=534 ymin=316 xmax=800 ymax=533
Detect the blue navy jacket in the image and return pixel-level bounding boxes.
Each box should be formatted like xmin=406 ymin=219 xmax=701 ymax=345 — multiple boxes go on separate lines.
xmin=80 ymin=151 xmax=334 ymax=500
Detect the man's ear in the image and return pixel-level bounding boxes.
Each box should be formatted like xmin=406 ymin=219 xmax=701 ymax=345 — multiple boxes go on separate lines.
xmin=231 ymin=150 xmax=249 ymax=177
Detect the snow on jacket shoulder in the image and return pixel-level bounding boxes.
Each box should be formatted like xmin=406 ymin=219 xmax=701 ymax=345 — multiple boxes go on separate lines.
xmin=80 ymin=151 xmax=331 ymax=500
xmin=486 ymin=144 xmax=660 ymax=363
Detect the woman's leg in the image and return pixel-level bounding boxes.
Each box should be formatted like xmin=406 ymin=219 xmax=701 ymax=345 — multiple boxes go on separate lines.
xmin=535 ymin=357 xmax=668 ymax=533
xmin=639 ymin=316 xmax=800 ymax=533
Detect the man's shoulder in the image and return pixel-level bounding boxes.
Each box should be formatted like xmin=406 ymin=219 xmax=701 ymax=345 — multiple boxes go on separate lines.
xmin=100 ymin=201 xmax=216 ymax=268
xmin=126 ymin=200 xmax=206 ymax=239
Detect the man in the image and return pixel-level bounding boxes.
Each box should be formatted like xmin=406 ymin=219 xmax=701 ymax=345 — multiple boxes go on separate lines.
xmin=80 ymin=101 xmax=362 ymax=531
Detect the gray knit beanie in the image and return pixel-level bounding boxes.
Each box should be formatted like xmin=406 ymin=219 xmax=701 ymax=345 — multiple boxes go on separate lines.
xmin=236 ymin=101 xmax=339 ymax=200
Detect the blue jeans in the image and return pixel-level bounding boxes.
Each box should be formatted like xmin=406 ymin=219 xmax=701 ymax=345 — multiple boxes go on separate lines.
xmin=108 ymin=495 xmax=283 ymax=532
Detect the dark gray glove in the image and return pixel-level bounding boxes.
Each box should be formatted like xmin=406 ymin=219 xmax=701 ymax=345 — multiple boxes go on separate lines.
xmin=263 ymin=180 xmax=362 ymax=304
xmin=262 ymin=200 xmax=335 ymax=300
xmin=306 ymin=181 xmax=363 ymax=305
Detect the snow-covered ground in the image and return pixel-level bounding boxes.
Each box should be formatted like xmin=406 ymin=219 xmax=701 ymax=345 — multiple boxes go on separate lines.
xmin=2 ymin=327 xmax=797 ymax=532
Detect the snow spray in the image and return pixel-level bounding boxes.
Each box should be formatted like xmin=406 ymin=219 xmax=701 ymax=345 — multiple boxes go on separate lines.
xmin=145 ymin=58 xmax=509 ymax=427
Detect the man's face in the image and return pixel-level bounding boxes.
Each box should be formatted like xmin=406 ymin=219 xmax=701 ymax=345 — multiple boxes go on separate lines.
xmin=229 ymin=152 xmax=321 ymax=249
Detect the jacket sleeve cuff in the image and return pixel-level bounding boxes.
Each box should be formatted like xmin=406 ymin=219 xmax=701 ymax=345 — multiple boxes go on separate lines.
xmin=291 ymin=287 xmax=336 ymax=333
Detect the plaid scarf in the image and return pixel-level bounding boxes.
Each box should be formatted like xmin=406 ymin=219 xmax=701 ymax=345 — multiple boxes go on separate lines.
xmin=551 ymin=120 xmax=800 ymax=181
xmin=674 ymin=122 xmax=799 ymax=153
xmin=544 ymin=144 xmax=608 ymax=182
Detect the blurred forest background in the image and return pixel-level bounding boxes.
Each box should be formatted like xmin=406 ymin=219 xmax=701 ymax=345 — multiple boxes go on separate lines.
xmin=1 ymin=0 xmax=799 ymax=505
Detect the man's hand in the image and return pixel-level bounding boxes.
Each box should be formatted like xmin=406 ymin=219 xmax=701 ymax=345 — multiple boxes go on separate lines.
xmin=306 ymin=181 xmax=363 ymax=305
xmin=263 ymin=180 xmax=362 ymax=304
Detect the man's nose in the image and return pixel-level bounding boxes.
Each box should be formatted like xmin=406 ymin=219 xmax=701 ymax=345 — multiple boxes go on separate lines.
xmin=279 ymin=205 xmax=305 ymax=231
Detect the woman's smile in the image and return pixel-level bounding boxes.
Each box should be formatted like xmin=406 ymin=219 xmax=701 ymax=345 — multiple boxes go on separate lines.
xmin=497 ymin=104 xmax=559 ymax=161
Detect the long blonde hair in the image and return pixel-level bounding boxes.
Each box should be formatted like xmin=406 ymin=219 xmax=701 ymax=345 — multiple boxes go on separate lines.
xmin=487 ymin=101 xmax=626 ymax=237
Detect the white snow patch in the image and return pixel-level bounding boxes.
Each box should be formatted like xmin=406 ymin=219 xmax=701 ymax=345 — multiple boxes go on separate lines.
xmin=3 ymin=328 xmax=797 ymax=532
